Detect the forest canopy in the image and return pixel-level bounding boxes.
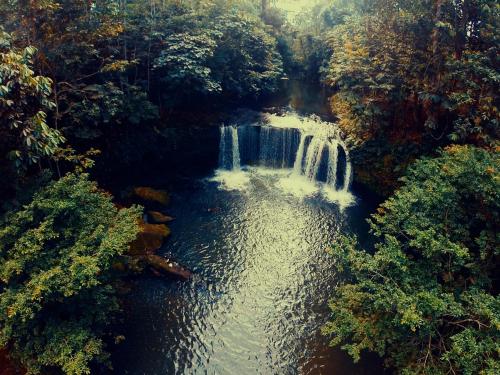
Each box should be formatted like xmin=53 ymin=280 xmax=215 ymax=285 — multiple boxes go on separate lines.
xmin=0 ymin=174 xmax=141 ymax=374
xmin=0 ymin=0 xmax=498 ymax=374
xmin=324 ymin=146 xmax=499 ymax=375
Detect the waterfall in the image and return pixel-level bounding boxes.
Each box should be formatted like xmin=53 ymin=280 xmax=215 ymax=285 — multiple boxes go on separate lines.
xmin=326 ymin=140 xmax=339 ymax=188
xmin=259 ymin=127 xmax=298 ymax=168
xmin=232 ymin=126 xmax=241 ymax=170
xmin=343 ymin=154 xmax=352 ymax=191
xmin=289 ymin=132 xmax=351 ymax=194
xmin=216 ymin=113 xmax=354 ymax=199
xmin=293 ymin=135 xmax=307 ymax=175
xmin=303 ymin=137 xmax=326 ymax=181
xmin=219 ymin=126 xmax=241 ymax=170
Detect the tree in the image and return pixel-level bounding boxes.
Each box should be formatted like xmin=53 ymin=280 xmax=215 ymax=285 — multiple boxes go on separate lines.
xmin=323 ymin=145 xmax=499 ymax=375
xmin=153 ymin=32 xmax=222 ymax=101
xmin=316 ymin=0 xmax=499 ymax=194
xmin=0 ymin=29 xmax=64 ymax=171
xmin=0 ymin=173 xmax=141 ymax=374
xmin=211 ymin=14 xmax=284 ymax=98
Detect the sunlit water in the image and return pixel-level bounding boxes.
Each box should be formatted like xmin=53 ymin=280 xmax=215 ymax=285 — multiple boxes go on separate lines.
xmin=113 ymin=172 xmax=382 ymax=374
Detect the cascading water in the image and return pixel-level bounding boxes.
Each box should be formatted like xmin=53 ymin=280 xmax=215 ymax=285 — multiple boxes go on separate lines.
xmin=293 ymin=135 xmax=307 ymax=175
xmin=219 ymin=125 xmax=241 ymax=170
xmin=258 ymin=127 xmax=299 ymax=168
xmin=303 ymin=137 xmax=327 ymax=182
xmin=231 ymin=126 xmax=241 ymax=170
xmin=215 ymin=113 xmax=354 ymax=206
xmin=342 ymin=153 xmax=352 ymax=192
xmin=326 ymin=141 xmax=339 ymax=188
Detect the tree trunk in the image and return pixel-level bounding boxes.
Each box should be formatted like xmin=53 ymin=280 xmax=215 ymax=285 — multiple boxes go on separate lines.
xmin=454 ymin=0 xmax=469 ymax=59
xmin=261 ymin=0 xmax=269 ymax=19
xmin=430 ymin=0 xmax=446 ymax=89
xmin=431 ymin=0 xmax=445 ymax=56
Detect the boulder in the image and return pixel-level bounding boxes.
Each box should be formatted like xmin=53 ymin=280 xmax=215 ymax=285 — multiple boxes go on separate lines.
xmin=147 ymin=210 xmax=174 ymax=223
xmin=129 ymin=221 xmax=171 ymax=255
xmin=132 ymin=187 xmax=170 ymax=205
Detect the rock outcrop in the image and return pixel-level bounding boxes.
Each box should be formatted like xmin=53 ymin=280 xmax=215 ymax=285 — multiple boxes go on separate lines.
xmin=147 ymin=211 xmax=174 ymax=223
xmin=132 ymin=187 xmax=170 ymax=205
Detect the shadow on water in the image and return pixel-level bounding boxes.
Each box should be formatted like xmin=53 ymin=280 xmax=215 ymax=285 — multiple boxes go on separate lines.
xmin=106 ymin=81 xmax=388 ymax=375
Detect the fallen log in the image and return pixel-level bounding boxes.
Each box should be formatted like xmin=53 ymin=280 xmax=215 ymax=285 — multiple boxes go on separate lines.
xmin=137 ymin=254 xmax=192 ymax=280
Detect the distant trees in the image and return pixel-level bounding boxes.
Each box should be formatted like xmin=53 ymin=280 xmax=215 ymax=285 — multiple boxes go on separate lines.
xmin=153 ymin=13 xmax=283 ymax=103
xmin=324 ymin=146 xmax=499 ymax=374
xmin=0 ymin=173 xmax=141 ymax=374
xmin=0 ymin=0 xmax=283 ymax=134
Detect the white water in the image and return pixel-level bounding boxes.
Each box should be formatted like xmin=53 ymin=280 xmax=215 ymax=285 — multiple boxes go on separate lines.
xmin=231 ymin=126 xmax=241 ymax=170
xmin=342 ymin=154 xmax=352 ymax=192
xmin=326 ymin=140 xmax=339 ymax=188
xmin=303 ymin=137 xmax=326 ymax=182
xmin=219 ymin=126 xmax=241 ymax=170
xmin=293 ymin=135 xmax=307 ymax=175
xmin=214 ymin=113 xmax=355 ymax=208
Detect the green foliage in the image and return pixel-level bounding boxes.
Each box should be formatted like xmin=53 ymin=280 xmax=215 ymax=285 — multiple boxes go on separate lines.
xmin=211 ymin=14 xmax=283 ymax=97
xmin=0 ymin=29 xmax=64 ymax=170
xmin=324 ymin=146 xmax=500 ymax=374
xmin=64 ymin=83 xmax=158 ymax=139
xmin=294 ymin=0 xmax=500 ymax=192
xmin=0 ymin=173 xmax=141 ymax=374
xmin=152 ymin=4 xmax=283 ymax=102
xmin=0 ymin=0 xmax=283 ymax=134
xmin=154 ymin=32 xmax=221 ymax=95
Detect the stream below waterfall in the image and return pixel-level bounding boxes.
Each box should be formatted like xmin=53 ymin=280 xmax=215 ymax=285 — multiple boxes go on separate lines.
xmin=110 ymin=82 xmax=386 ymax=374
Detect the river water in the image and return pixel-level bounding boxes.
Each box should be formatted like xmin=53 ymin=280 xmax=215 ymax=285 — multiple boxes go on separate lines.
xmin=111 ymin=82 xmax=385 ymax=374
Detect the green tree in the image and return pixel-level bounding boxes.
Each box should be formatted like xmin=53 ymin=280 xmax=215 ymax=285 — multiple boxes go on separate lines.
xmin=153 ymin=32 xmax=222 ymax=100
xmin=0 ymin=173 xmax=141 ymax=374
xmin=324 ymin=145 xmax=499 ymax=374
xmin=211 ymin=14 xmax=284 ymax=98
xmin=304 ymin=0 xmax=500 ymax=194
xmin=0 ymin=29 xmax=64 ymax=171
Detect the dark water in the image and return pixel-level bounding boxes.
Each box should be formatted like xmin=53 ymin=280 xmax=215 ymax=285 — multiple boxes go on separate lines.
xmin=110 ymin=81 xmax=386 ymax=374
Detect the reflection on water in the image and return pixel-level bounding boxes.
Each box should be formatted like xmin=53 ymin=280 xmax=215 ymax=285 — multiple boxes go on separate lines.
xmin=264 ymin=80 xmax=332 ymax=119
xmin=113 ymin=172 xmax=384 ymax=374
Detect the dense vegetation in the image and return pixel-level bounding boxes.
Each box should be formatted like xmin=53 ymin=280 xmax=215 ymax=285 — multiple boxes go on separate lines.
xmin=0 ymin=0 xmax=286 ymax=373
xmin=0 ymin=173 xmax=141 ymax=374
xmin=0 ymin=0 xmax=498 ymax=374
xmin=324 ymin=146 xmax=499 ymax=374
xmin=293 ymin=1 xmax=499 ymax=374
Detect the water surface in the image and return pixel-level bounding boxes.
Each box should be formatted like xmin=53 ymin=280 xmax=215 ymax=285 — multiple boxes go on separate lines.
xmin=113 ymin=169 xmax=382 ymax=374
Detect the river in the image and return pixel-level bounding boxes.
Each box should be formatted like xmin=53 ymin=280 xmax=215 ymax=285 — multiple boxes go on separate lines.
xmin=110 ymin=82 xmax=386 ymax=374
